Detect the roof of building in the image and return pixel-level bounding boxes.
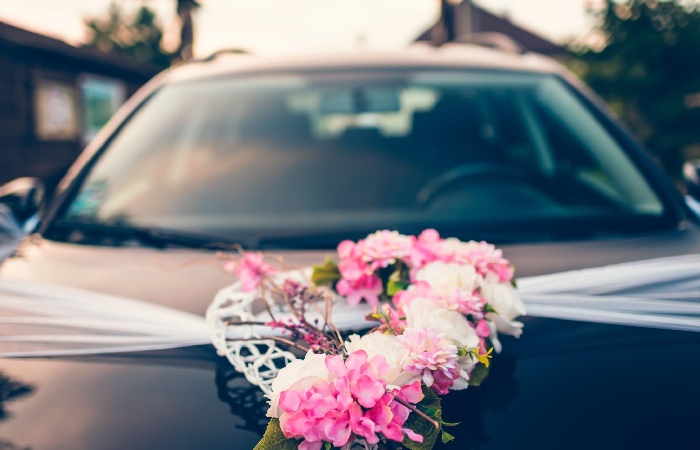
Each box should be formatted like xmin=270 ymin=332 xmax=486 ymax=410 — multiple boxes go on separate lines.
xmin=0 ymin=21 xmax=161 ymax=79
xmin=416 ymin=3 xmax=566 ymax=56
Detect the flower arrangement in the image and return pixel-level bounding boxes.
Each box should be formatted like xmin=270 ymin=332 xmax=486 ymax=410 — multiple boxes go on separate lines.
xmin=222 ymin=229 xmax=526 ymax=450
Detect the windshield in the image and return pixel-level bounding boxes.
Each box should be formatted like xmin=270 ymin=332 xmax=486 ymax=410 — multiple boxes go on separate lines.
xmin=56 ymin=70 xmax=667 ymax=248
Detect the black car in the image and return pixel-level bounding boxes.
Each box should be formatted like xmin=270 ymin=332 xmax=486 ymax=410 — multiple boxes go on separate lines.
xmin=1 ymin=43 xmax=700 ymax=450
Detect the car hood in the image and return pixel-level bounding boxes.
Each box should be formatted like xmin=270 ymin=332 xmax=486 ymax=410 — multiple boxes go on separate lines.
xmin=3 ymin=226 xmax=700 ymax=314
xmin=1 ymin=228 xmax=700 ymax=450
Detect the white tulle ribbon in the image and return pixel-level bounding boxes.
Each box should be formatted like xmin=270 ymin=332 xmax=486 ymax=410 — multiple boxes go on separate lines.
xmin=1 ymin=254 xmax=700 ymax=360
xmin=519 ymin=253 xmax=700 ymax=333
xmin=0 ymin=278 xmax=211 ymax=357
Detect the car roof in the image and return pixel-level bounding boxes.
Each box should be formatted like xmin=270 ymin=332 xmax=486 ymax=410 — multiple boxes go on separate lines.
xmin=160 ymin=43 xmax=565 ymax=85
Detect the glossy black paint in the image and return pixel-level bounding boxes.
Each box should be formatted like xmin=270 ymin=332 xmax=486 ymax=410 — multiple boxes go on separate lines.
xmin=1 ymin=319 xmax=699 ymax=450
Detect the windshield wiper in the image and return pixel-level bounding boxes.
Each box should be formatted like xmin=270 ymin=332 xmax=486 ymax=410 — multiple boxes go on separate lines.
xmin=51 ymin=220 xmax=245 ymax=250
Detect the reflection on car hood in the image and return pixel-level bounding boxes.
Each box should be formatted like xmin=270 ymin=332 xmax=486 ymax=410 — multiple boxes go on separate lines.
xmin=1 ymin=227 xmax=700 ymax=450
xmin=3 ymin=227 xmax=700 ymax=314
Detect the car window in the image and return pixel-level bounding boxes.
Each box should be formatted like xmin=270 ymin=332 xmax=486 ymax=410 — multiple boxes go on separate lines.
xmin=58 ymin=70 xmax=667 ymax=247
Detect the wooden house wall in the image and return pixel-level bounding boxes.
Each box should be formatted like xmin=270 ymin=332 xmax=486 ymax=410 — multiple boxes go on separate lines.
xmin=0 ymin=42 xmax=154 ymax=192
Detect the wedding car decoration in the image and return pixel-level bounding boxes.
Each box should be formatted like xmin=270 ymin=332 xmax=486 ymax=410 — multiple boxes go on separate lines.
xmin=207 ymin=229 xmax=526 ymax=450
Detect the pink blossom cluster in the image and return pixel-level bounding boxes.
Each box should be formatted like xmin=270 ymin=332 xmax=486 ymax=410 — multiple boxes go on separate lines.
xmin=335 ymin=229 xmax=514 ymax=306
xmin=445 ymin=240 xmax=514 ymax=283
xmin=278 ymin=351 xmax=425 ymax=450
xmin=230 ymin=252 xmax=278 ymax=292
xmin=398 ymin=327 xmax=461 ymax=395
xmin=411 ymin=230 xmax=513 ymax=282
xmin=336 ymin=231 xmax=411 ymax=306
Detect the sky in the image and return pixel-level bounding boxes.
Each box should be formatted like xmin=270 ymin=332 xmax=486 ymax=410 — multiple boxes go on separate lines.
xmin=0 ymin=0 xmax=597 ymax=57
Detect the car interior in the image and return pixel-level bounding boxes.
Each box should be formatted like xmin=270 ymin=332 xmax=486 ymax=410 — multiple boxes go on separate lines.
xmin=60 ymin=70 xmax=665 ymax=243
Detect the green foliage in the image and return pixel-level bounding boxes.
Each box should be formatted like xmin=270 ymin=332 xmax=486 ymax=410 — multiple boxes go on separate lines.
xmin=385 ymin=262 xmax=411 ymax=297
xmin=254 ymin=419 xmax=300 ymax=450
xmin=401 ymin=385 xmax=461 ymax=450
xmin=84 ymin=1 xmax=173 ymax=68
xmin=311 ymin=258 xmax=341 ymax=287
xmin=441 ymin=429 xmax=455 ymax=444
xmin=571 ymin=0 xmax=700 ymax=178
xmin=386 ymin=275 xmax=410 ymax=296
xmin=468 ymin=363 xmax=490 ymax=387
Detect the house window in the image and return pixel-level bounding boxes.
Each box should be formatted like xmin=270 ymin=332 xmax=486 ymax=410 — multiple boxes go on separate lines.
xmin=79 ymin=75 xmax=126 ymax=144
xmin=34 ymin=79 xmax=79 ymax=141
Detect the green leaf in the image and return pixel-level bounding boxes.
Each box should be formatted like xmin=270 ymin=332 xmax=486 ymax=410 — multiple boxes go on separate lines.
xmin=402 ymin=413 xmax=440 ymax=450
xmin=468 ymin=363 xmax=491 ymax=387
xmin=441 ymin=430 xmax=455 ymax=444
xmin=311 ymin=258 xmax=341 ymax=287
xmin=386 ymin=268 xmax=410 ymax=296
xmin=387 ymin=279 xmax=410 ymax=296
xmin=483 ymin=303 xmax=498 ymax=314
xmin=253 ymin=419 xmax=300 ymax=450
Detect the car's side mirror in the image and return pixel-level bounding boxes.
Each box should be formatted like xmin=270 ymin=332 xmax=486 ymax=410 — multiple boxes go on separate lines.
xmin=684 ymin=161 xmax=700 ymax=200
xmin=0 ymin=177 xmax=45 ymax=228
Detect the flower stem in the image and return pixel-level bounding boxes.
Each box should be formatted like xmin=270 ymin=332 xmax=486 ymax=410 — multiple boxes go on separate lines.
xmin=390 ymin=393 xmax=440 ymax=431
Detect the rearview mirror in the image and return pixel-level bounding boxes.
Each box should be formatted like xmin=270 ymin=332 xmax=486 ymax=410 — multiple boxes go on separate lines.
xmin=0 ymin=177 xmax=44 ymax=229
xmin=319 ymin=87 xmax=401 ymax=114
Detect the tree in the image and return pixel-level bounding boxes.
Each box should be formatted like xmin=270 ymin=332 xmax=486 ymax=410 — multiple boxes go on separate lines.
xmin=84 ymin=1 xmax=173 ymax=69
xmin=572 ymin=0 xmax=700 ymax=178
xmin=176 ymin=0 xmax=201 ymax=62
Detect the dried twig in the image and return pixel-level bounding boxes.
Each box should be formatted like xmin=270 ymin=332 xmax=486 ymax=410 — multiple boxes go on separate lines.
xmin=226 ymin=336 xmax=311 ymax=353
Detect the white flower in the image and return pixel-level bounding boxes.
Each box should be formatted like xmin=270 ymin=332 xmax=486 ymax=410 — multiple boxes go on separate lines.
xmin=265 ymin=350 xmax=330 ymax=418
xmin=415 ymin=261 xmax=481 ymax=292
xmin=403 ymin=298 xmax=479 ymax=350
xmin=481 ymin=280 xmax=526 ymax=337
xmin=488 ymin=312 xmax=524 ymax=338
xmin=451 ymin=355 xmax=479 ymax=391
xmin=345 ymin=333 xmax=414 ymax=387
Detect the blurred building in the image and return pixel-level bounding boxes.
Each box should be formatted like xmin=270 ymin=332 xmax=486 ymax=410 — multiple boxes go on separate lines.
xmin=417 ymin=0 xmax=565 ymax=56
xmin=0 ymin=21 xmax=160 ymax=190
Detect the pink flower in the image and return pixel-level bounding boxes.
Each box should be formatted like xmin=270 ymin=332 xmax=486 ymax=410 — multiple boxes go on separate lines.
xmin=324 ymin=410 xmax=352 ymax=447
xmin=393 ymin=281 xmax=433 ymax=312
xmin=432 ymin=287 xmax=486 ymax=316
xmin=222 ymin=259 xmax=236 ymax=274
xmin=367 ymin=385 xmax=425 ymax=444
xmin=394 ymin=380 xmax=424 ymax=404
xmin=348 ymin=402 xmax=379 ymax=444
xmin=407 ymin=228 xmax=443 ymax=270
xmin=360 ymin=230 xmax=414 ymax=271
xmin=279 ymin=351 xmax=428 ymax=448
xmin=337 ymin=274 xmax=383 ymax=306
xmin=475 ymin=319 xmax=491 ymax=338
xmin=235 ymin=252 xmax=277 ymax=292
xmin=398 ymin=327 xmax=460 ymax=391
xmin=443 ymin=240 xmax=514 ymax=283
xmin=465 ymin=241 xmax=513 ymax=282
xmin=325 ymin=351 xmax=388 ymax=409
xmin=337 ymin=240 xmax=369 ymax=281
